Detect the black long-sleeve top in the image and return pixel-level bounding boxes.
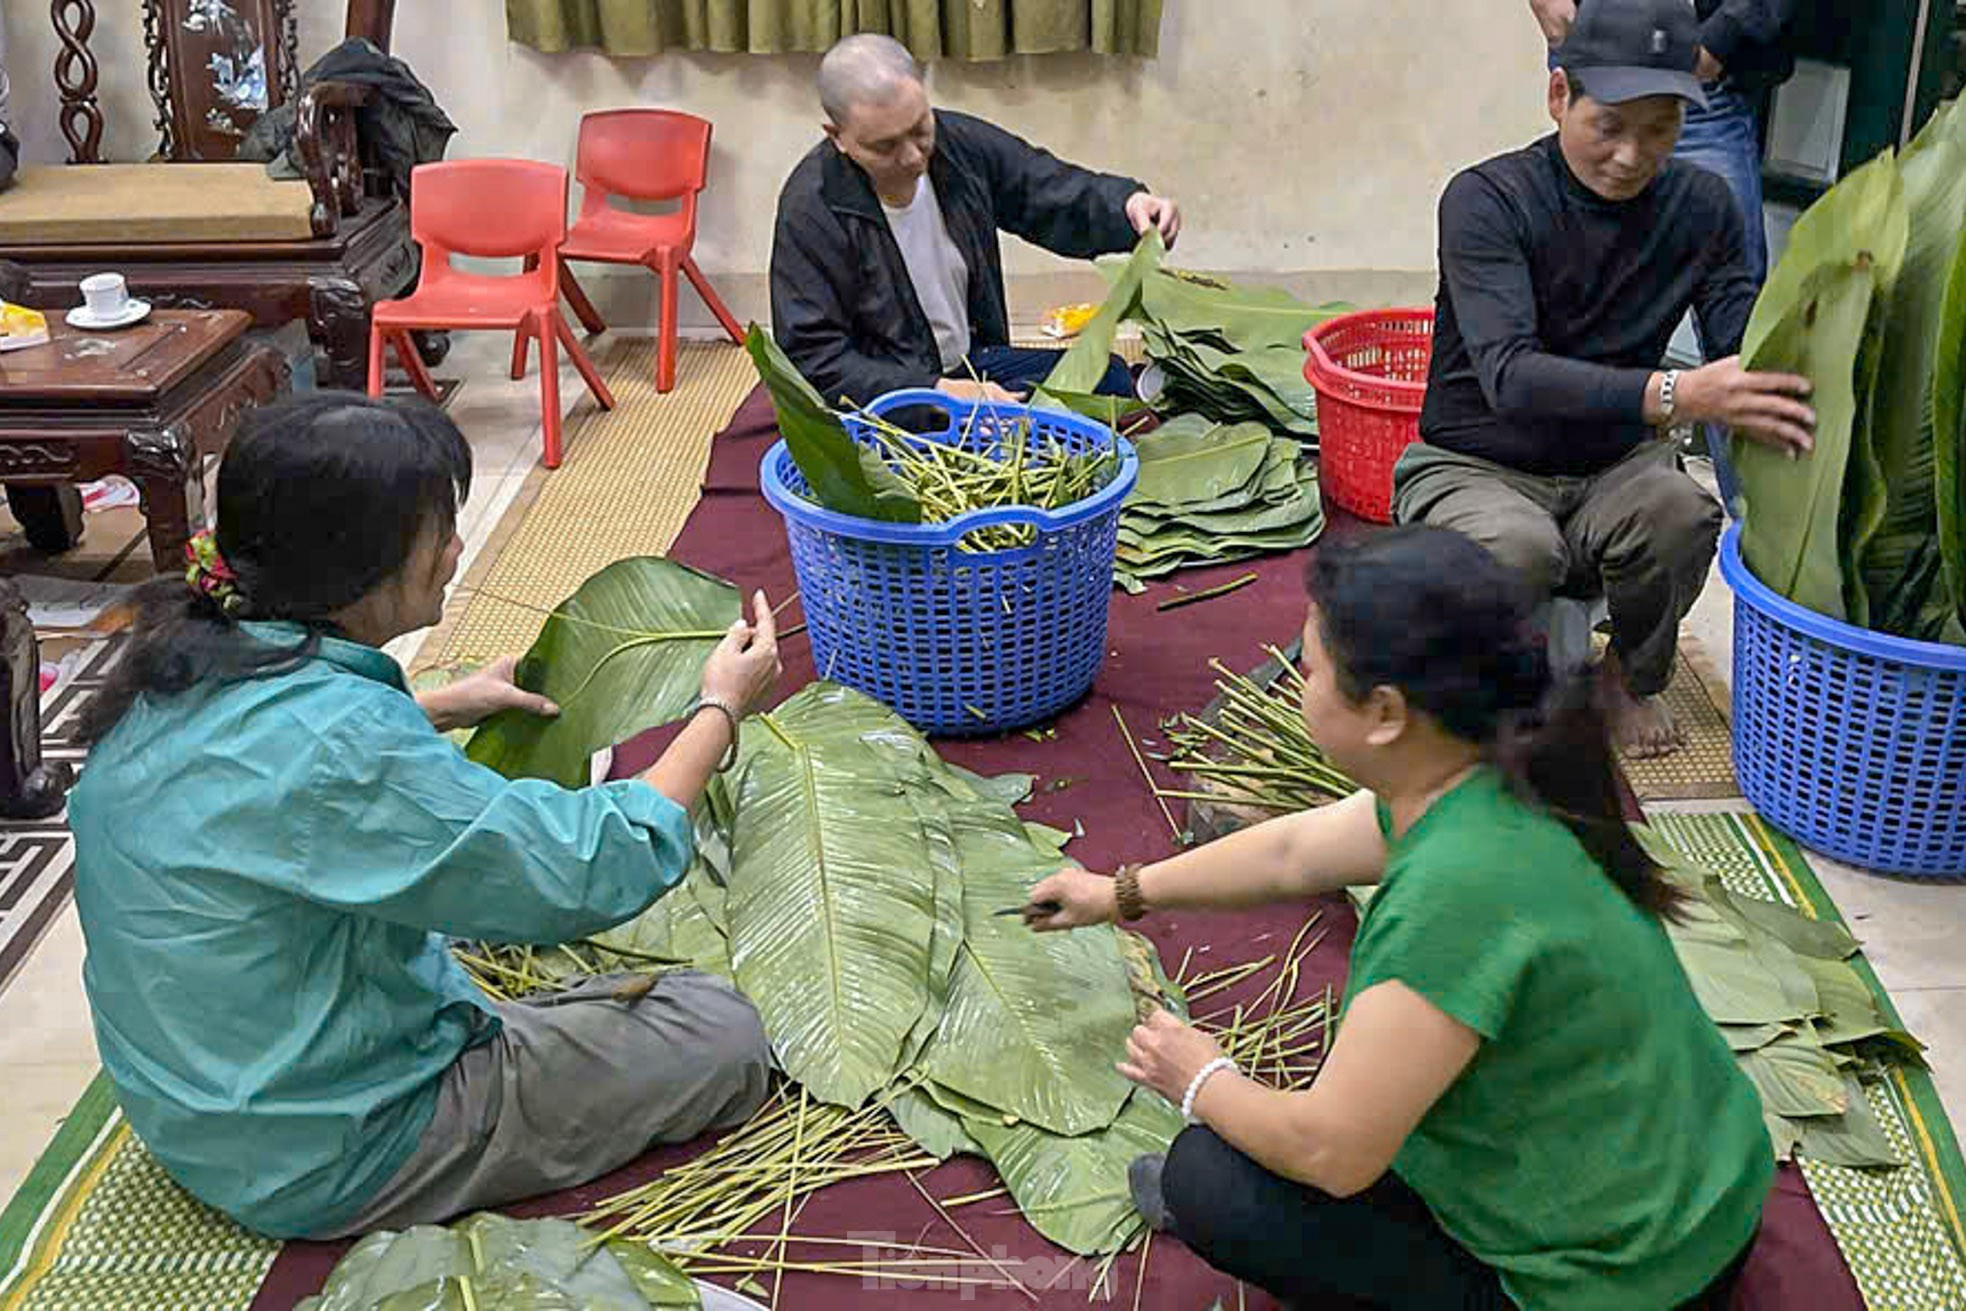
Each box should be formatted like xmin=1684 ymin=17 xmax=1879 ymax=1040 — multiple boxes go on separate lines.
xmin=1419 ymin=135 xmax=1759 ymax=477
xmin=769 ymin=111 xmax=1143 ymax=407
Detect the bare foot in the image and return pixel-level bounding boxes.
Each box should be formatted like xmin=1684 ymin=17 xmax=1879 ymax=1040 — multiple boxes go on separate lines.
xmin=1601 ymin=652 xmax=1684 ymax=759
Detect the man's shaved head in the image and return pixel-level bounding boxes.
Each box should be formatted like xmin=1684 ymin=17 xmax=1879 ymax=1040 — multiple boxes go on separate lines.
xmin=818 ymin=34 xmax=924 ymax=125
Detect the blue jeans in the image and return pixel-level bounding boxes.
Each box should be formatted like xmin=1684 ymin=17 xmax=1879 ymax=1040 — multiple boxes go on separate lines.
xmin=962 ymin=344 xmax=1134 ymax=398
xmin=1675 ymin=83 xmax=1768 ymax=515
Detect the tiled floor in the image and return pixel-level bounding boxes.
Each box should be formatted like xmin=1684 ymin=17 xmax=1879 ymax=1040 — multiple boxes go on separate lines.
xmin=2 ymin=353 xmax=1963 ymax=1212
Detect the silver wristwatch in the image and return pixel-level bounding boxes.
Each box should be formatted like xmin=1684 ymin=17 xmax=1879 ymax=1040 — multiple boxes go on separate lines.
xmin=1658 ymin=369 xmax=1680 ymax=425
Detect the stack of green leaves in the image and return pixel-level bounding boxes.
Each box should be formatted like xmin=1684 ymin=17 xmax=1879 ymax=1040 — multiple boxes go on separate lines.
xmin=1735 ymin=100 xmax=1966 ymax=643
xmin=1636 ymin=829 xmax=1922 ymax=1168
xmin=745 ymin=325 xmax=1116 ymax=551
xmin=296 ymin=1212 xmax=702 ymax=1310
xmin=460 ymin=560 xmax=1185 ymax=1258
xmin=1044 ymin=232 xmax=1350 ymax=442
xmin=1113 ymin=414 xmax=1326 ymax=592
xmin=1130 ymin=269 xmax=1352 ymax=440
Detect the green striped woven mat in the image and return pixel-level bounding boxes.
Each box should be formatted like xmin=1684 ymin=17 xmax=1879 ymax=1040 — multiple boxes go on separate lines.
xmin=0 ymin=1077 xmax=277 ymax=1310
xmin=1644 ymin=808 xmax=1966 ymax=1311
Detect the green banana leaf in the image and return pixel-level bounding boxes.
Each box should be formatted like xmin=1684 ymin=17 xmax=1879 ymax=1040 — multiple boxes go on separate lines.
xmin=1798 ymin=954 xmax=1889 ymax=1048
xmin=889 ymin=1085 xmax=984 ymax=1160
xmin=1697 ymin=873 xmax=1860 ymax=961
xmin=587 ymin=862 xmax=733 ymax=980
xmin=1039 ymin=231 xmax=1163 ymax=397
xmin=962 ymin=1088 xmax=1184 ymax=1256
xmin=464 ymin=559 xmax=739 ymax=788
xmin=1733 ymin=257 xmax=1880 ymax=620
xmin=726 ymin=735 xmax=942 ymax=1109
xmin=1667 ymin=932 xmax=1816 ymax=1025
xmin=1791 ymin=1073 xmax=1905 ymax=1168
xmin=1718 ymin=1021 xmax=1797 ymax=1053
xmin=897 ymin=796 xmax=965 ymax=1072
xmin=1741 ymin=1031 xmax=1850 ymax=1118
xmin=744 ymin=325 xmax=920 ymax=524
xmin=1936 ymin=164 xmax=1966 ymax=631
xmin=1745 ymin=150 xmax=1908 ymax=354
xmin=296 ymin=1213 xmax=700 ymax=1311
xmin=1137 ymin=441 xmax=1304 ymax=513
xmin=916 ymin=808 xmax=1138 ymax=1136
xmin=1130 ymin=417 xmax=1275 ymax=503
xmin=1848 ymin=103 xmax=1966 ymax=628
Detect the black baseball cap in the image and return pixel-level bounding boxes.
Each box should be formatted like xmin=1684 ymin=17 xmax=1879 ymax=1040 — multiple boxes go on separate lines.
xmin=1556 ymin=0 xmax=1708 ymax=108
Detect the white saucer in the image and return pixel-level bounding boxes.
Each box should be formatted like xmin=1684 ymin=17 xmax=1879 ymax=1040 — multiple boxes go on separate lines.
xmin=66 ymin=300 xmax=152 ymax=332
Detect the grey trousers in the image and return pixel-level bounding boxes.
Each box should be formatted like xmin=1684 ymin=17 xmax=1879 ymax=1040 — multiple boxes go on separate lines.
xmin=1392 ymin=440 xmax=1721 ymax=697
xmin=320 ymin=969 xmax=772 ymax=1238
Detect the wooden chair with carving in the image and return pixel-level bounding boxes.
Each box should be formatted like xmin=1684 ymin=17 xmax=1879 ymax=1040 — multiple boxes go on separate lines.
xmin=0 ymin=0 xmax=429 ymax=390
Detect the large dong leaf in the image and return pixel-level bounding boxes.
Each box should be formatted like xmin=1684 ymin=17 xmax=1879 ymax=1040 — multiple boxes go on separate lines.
xmin=744 ymin=325 xmax=920 ymax=524
xmin=1848 ymin=103 xmax=1966 ymax=630
xmin=963 ymin=1089 xmax=1185 ymax=1256
xmin=1936 ymin=157 xmax=1966 ymax=634
xmin=1744 ymin=150 xmax=1907 ymax=355
xmin=1130 ymin=416 xmax=1275 ymax=504
xmin=465 ymin=559 xmax=739 ymax=788
xmin=917 ymin=809 xmax=1138 ymax=1136
xmin=295 ymin=1213 xmax=700 ymax=1310
xmin=1038 ymin=230 xmax=1164 ymax=398
xmin=726 ymin=735 xmax=940 ymax=1109
xmin=1733 ymin=258 xmax=1879 ymax=620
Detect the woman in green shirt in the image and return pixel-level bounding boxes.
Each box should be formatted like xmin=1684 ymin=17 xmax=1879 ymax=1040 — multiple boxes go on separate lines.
xmin=70 ymin=394 xmax=782 ymax=1239
xmin=1029 ymin=526 xmax=1769 ymax=1309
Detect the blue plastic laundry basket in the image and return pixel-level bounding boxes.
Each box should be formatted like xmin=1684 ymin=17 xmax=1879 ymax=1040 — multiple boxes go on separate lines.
xmin=1719 ymin=525 xmax=1966 ymax=877
xmin=760 ymin=389 xmax=1139 ymax=736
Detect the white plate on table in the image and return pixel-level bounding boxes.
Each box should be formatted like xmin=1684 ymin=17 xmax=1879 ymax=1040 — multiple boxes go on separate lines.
xmin=66 ymin=300 xmax=152 ymax=332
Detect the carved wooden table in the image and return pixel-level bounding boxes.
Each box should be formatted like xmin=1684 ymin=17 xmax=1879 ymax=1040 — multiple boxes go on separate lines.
xmin=0 ymin=310 xmax=289 ymax=573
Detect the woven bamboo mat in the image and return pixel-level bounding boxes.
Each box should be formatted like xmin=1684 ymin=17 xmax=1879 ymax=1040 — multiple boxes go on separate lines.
xmin=1615 ymin=632 xmax=1740 ymax=802
xmin=418 ymin=340 xmax=754 ymax=669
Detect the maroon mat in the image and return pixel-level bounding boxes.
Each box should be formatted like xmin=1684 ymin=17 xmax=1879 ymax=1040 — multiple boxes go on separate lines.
xmin=254 ymin=388 xmax=1862 ymax=1309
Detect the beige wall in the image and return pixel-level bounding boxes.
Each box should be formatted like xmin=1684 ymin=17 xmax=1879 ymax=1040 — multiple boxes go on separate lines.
xmin=8 ymin=1 xmax=1551 ymax=324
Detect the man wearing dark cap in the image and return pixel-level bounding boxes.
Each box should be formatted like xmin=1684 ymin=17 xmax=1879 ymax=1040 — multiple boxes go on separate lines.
xmin=1394 ymin=0 xmax=1815 ymax=758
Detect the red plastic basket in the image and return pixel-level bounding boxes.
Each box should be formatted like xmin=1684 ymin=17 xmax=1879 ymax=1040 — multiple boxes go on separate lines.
xmin=1303 ymin=309 xmax=1434 ymax=523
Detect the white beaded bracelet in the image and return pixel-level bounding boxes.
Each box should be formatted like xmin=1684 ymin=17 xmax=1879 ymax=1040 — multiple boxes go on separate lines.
xmin=1180 ymin=1057 xmax=1237 ymax=1124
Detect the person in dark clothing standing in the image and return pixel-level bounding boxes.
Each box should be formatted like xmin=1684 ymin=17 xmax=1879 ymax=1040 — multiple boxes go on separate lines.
xmin=1395 ymin=0 xmax=1815 ymax=758
xmin=769 ymin=34 xmax=1180 ymax=409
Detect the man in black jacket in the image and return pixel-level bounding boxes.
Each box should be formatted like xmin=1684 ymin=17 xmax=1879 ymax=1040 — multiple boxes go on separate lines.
xmin=1398 ymin=0 xmax=1814 ymax=758
xmin=770 ymin=34 xmax=1180 ymax=408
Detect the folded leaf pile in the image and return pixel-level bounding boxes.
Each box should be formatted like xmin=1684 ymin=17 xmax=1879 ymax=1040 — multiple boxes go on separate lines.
xmin=1114 ymin=414 xmax=1326 ymax=592
xmin=1637 ymin=829 xmax=1922 ymax=1168
xmin=1734 ymin=100 xmax=1966 ymax=643
xmin=460 ymin=565 xmax=1185 ymax=1257
xmin=746 ymin=325 xmax=1117 ymax=551
xmin=1128 ymin=268 xmax=1351 ymax=441
xmin=297 ymin=1212 xmax=701 ymax=1311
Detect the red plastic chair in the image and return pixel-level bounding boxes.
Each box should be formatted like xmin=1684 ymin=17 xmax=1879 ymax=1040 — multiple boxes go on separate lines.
xmin=369 ymin=159 xmax=614 ymax=470
xmin=525 ymin=109 xmax=745 ymax=394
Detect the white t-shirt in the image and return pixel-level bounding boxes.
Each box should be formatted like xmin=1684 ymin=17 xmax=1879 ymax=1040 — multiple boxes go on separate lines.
xmin=880 ymin=176 xmax=971 ymax=374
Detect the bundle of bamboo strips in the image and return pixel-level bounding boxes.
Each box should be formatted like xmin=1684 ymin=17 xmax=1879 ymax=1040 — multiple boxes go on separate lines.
xmin=1161 ymin=646 xmax=1355 ymax=814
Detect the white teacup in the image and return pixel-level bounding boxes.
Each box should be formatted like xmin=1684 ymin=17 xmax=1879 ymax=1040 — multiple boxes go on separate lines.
xmin=80 ymin=273 xmax=130 ymax=321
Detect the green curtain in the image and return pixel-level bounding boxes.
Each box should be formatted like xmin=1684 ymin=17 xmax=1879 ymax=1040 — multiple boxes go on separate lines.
xmin=505 ymin=0 xmax=1164 ymax=59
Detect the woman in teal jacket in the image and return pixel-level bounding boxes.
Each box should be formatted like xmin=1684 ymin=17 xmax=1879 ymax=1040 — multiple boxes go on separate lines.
xmin=70 ymin=393 xmax=782 ymax=1240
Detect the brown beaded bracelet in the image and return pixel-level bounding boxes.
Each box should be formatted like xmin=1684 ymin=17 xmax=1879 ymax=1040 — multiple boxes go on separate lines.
xmin=1114 ymin=863 xmax=1147 ymax=922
